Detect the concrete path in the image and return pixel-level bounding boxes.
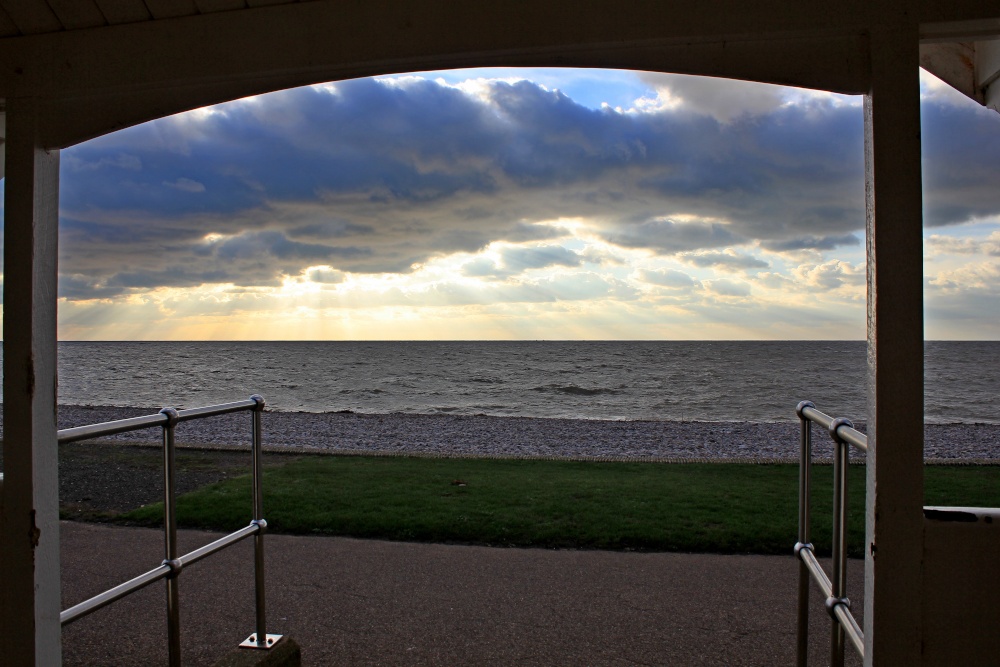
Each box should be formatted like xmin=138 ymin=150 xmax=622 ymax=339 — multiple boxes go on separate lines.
xmin=60 ymin=522 xmax=863 ymax=666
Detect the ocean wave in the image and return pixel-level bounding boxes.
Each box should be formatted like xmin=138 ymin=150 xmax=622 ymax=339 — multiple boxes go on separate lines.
xmin=41 ymin=341 xmax=1000 ymax=423
xmin=469 ymin=376 xmax=504 ymax=384
xmin=531 ymin=384 xmax=621 ymax=396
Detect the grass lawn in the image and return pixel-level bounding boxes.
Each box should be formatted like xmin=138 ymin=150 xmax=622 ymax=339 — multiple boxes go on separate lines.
xmin=121 ymin=456 xmax=1000 ymax=556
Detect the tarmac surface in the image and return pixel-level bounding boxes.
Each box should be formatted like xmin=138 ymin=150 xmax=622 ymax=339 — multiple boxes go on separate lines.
xmin=60 ymin=521 xmax=863 ymax=666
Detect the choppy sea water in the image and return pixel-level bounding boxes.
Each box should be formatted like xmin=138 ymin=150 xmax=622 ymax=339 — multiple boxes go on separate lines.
xmin=9 ymin=340 xmax=995 ymax=424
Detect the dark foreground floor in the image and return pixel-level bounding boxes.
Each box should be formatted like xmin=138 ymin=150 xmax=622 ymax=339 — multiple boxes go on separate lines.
xmin=61 ymin=522 xmax=863 ymax=666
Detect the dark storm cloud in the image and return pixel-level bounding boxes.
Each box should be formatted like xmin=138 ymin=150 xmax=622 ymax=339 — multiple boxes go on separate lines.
xmin=921 ymin=101 xmax=1000 ymax=227
xmin=760 ymin=234 xmax=860 ymax=252
xmin=599 ymin=218 xmax=745 ymax=254
xmin=286 ymin=219 xmax=376 ymax=240
xmin=501 ymin=245 xmax=583 ymax=272
xmin=58 ymin=274 xmax=126 ymax=300
xmin=306 ymin=267 xmax=346 ymax=284
xmin=106 ymin=268 xmax=249 ymax=289
xmin=45 ymin=74 xmax=1000 ymax=300
xmin=502 ymin=222 xmax=570 ymax=242
xmin=201 ymin=231 xmax=369 ymax=263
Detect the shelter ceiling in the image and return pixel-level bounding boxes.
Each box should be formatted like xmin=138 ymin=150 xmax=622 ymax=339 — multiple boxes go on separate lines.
xmin=0 ymin=0 xmax=996 ymax=147
xmin=0 ymin=0 xmax=302 ymax=37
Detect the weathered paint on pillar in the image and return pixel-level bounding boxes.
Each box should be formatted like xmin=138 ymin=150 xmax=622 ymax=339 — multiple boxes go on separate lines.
xmin=863 ymin=25 xmax=925 ymax=667
xmin=0 ymin=96 xmax=62 ymax=665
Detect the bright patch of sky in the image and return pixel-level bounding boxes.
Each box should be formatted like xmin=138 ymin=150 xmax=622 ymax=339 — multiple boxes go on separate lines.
xmin=393 ymin=68 xmax=655 ymax=111
xmin=3 ymin=67 xmax=999 ymax=340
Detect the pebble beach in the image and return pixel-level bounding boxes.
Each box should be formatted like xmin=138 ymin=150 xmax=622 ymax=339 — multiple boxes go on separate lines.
xmin=36 ymin=405 xmax=1000 ymax=463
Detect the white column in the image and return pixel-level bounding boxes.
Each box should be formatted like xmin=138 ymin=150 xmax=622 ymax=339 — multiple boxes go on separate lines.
xmin=863 ymin=26 xmax=925 ymax=666
xmin=0 ymin=96 xmax=62 ymax=666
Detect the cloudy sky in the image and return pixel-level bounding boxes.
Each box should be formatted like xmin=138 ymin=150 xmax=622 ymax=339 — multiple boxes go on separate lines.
xmin=6 ymin=67 xmax=1000 ymax=340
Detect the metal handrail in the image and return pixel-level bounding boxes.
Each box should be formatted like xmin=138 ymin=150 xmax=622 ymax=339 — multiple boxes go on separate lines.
xmin=794 ymin=401 xmax=867 ymax=666
xmin=59 ymin=395 xmax=282 ymax=666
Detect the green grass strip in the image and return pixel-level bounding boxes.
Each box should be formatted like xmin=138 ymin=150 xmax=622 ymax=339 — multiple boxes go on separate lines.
xmin=121 ymin=457 xmax=1000 ymax=556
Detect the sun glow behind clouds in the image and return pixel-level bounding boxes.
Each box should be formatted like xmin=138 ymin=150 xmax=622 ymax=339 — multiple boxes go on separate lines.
xmin=57 ymin=228 xmax=871 ymax=341
xmin=20 ymin=67 xmax=1000 ymax=340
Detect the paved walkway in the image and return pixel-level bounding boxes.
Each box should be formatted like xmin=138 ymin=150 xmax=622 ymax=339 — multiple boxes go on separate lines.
xmin=60 ymin=522 xmax=863 ymax=666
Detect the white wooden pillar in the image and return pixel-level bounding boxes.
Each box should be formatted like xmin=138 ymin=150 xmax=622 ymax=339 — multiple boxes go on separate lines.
xmin=0 ymin=96 xmax=62 ymax=666
xmin=863 ymin=25 xmax=925 ymax=666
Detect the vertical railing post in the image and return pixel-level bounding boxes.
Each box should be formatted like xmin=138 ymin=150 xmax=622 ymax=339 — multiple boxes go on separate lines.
xmin=251 ymin=395 xmax=268 ymax=646
xmin=241 ymin=394 xmax=281 ymax=650
xmin=795 ymin=401 xmax=815 ymax=667
xmin=159 ymin=407 xmax=182 ymax=667
xmin=829 ymin=418 xmax=853 ymax=667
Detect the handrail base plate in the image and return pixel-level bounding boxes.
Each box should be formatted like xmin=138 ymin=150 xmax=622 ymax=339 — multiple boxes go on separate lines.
xmin=240 ymin=634 xmax=283 ymax=650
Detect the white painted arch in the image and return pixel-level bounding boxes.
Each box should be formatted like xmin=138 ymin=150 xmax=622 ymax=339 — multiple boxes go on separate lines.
xmin=1 ymin=2 xmax=999 ymax=665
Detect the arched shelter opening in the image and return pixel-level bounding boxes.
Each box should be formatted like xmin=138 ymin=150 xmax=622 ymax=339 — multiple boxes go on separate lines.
xmin=51 ymin=68 xmax=871 ymax=343
xmin=0 ymin=2 xmax=998 ymax=665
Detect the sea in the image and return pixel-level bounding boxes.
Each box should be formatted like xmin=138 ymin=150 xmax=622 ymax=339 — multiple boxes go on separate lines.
xmin=13 ymin=340 xmax=996 ymax=424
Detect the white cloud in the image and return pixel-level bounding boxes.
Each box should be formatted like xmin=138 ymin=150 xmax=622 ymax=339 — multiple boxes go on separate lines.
xmin=753 ymin=272 xmax=796 ymax=290
xmin=643 ymin=73 xmax=785 ymax=120
xmin=928 ymin=260 xmax=1000 ymax=292
xmin=794 ymin=260 xmax=865 ymax=291
xmin=459 ymin=244 xmax=584 ymax=279
xmin=163 ymin=177 xmax=206 ymax=193
xmin=306 ymin=267 xmax=346 ymax=284
xmin=925 ymin=260 xmax=1000 ymax=339
xmin=634 ymin=73 xmax=788 ymax=121
xmin=65 ymin=152 xmax=142 ymax=172
xmin=926 ymin=231 xmax=1000 ymax=257
xmin=704 ymin=279 xmax=751 ymax=297
xmin=580 ymin=245 xmax=626 ymax=266
xmin=635 ymin=268 xmax=696 ymax=289
xmin=678 ymin=249 xmax=769 ymax=272
xmin=461 ymin=257 xmax=500 ymax=278
xmin=919 ymin=68 xmax=979 ymax=107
